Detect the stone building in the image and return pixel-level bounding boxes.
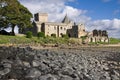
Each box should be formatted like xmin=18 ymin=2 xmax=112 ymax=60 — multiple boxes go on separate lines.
xmin=87 ymin=29 xmax=109 ymax=43
xmin=32 ymin=13 xmax=87 ymax=38
xmin=25 ymin=12 xmax=109 ymax=43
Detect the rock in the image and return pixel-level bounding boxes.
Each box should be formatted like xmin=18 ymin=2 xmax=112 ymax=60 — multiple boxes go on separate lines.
xmin=32 ymin=60 xmax=40 ymax=67
xmin=102 ymin=64 xmax=109 ymax=71
xmin=60 ymin=75 xmax=73 ymax=80
xmin=0 ymin=46 xmax=120 ymax=80
xmin=22 ymin=61 xmax=31 ymax=68
xmin=8 ymin=79 xmax=18 ymax=80
xmin=26 ymin=68 xmax=41 ymax=78
xmin=2 ymin=63 xmax=12 ymax=69
xmin=113 ymin=70 xmax=120 ymax=77
xmin=15 ymin=58 xmax=23 ymax=66
xmin=111 ymin=75 xmax=120 ymax=80
xmin=39 ymin=74 xmax=58 ymax=80
xmin=0 ymin=68 xmax=11 ymax=75
xmin=100 ymin=72 xmax=111 ymax=80
xmin=61 ymin=67 xmax=74 ymax=76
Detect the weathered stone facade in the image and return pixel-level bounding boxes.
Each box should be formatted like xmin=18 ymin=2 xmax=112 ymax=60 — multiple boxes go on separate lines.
xmin=88 ymin=29 xmax=109 ymax=43
xmin=32 ymin=13 xmax=87 ymax=38
xmin=26 ymin=12 xmax=109 ymax=43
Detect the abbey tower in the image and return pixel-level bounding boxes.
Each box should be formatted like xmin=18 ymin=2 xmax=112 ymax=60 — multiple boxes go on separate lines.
xmin=34 ymin=13 xmax=48 ymax=22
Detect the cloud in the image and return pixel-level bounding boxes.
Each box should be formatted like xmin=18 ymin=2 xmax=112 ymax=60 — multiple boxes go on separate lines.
xmin=19 ymin=0 xmax=120 ymax=38
xmin=86 ymin=19 xmax=120 ymax=38
xmin=19 ymin=0 xmax=89 ymax=22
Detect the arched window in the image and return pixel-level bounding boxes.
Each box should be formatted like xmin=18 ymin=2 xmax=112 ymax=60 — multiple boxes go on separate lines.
xmin=60 ymin=27 xmax=62 ymax=30
xmin=91 ymin=38 xmax=93 ymax=42
xmin=60 ymin=33 xmax=63 ymax=36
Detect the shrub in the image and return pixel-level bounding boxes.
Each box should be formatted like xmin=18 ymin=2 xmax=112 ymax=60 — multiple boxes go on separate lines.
xmin=37 ymin=32 xmax=45 ymax=38
xmin=62 ymin=34 xmax=69 ymax=39
xmin=51 ymin=34 xmax=56 ymax=38
xmin=81 ymin=36 xmax=87 ymax=44
xmin=81 ymin=36 xmax=87 ymax=40
xmin=26 ymin=31 xmax=32 ymax=38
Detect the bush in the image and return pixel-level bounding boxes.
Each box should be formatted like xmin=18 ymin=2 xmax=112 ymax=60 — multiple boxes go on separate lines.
xmin=81 ymin=36 xmax=87 ymax=40
xmin=62 ymin=34 xmax=69 ymax=39
xmin=51 ymin=34 xmax=56 ymax=38
xmin=81 ymin=36 xmax=87 ymax=44
xmin=37 ymin=32 xmax=45 ymax=38
xmin=26 ymin=31 xmax=32 ymax=38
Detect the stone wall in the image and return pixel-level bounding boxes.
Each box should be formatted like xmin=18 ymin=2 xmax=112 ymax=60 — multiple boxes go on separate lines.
xmin=88 ymin=29 xmax=109 ymax=43
xmin=77 ymin=23 xmax=87 ymax=38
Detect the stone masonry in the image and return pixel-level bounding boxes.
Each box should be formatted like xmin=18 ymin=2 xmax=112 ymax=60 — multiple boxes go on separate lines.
xmin=24 ymin=12 xmax=109 ymax=43
xmin=32 ymin=13 xmax=87 ymax=38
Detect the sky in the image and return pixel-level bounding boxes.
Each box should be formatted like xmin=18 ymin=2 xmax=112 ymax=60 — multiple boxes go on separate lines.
xmin=19 ymin=0 xmax=120 ymax=38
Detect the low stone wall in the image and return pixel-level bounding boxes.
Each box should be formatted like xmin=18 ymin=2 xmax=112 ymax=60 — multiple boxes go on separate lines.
xmin=0 ymin=46 xmax=120 ymax=80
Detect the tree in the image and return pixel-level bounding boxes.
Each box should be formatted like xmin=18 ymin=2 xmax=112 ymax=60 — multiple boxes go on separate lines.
xmin=0 ymin=0 xmax=33 ymax=35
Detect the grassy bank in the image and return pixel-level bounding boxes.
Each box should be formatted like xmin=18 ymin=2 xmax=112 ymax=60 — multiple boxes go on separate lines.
xmin=0 ymin=35 xmax=120 ymax=46
xmin=109 ymin=38 xmax=120 ymax=44
xmin=0 ymin=35 xmax=82 ymax=45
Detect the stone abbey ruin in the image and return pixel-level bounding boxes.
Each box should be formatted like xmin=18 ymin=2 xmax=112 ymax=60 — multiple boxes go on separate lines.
xmin=23 ymin=13 xmax=109 ymax=43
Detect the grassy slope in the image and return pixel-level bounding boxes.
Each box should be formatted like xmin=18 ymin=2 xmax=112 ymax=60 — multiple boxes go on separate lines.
xmin=0 ymin=35 xmax=120 ymax=45
xmin=0 ymin=35 xmax=80 ymax=45
xmin=109 ymin=38 xmax=120 ymax=44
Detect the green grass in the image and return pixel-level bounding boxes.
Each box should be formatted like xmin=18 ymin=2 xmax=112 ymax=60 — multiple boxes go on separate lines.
xmin=0 ymin=35 xmax=71 ymax=45
xmin=0 ymin=35 xmax=32 ymax=44
xmin=1 ymin=35 xmax=119 ymax=45
xmin=109 ymin=38 xmax=120 ymax=44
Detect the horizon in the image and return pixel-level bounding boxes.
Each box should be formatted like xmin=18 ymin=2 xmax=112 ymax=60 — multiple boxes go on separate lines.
xmin=18 ymin=0 xmax=120 ymax=38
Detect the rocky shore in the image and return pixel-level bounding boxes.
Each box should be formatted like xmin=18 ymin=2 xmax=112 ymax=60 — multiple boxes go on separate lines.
xmin=0 ymin=46 xmax=120 ymax=80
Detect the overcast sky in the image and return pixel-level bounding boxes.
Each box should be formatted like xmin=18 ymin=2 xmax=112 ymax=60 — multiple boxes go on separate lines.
xmin=19 ymin=0 xmax=120 ymax=38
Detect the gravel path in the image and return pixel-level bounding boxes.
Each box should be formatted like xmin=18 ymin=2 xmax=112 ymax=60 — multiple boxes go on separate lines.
xmin=0 ymin=46 xmax=120 ymax=80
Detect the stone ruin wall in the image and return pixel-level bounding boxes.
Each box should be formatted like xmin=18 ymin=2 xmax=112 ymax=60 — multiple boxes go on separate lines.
xmin=88 ymin=29 xmax=109 ymax=43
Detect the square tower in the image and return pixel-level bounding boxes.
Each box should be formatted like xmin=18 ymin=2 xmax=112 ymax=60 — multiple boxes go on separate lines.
xmin=34 ymin=13 xmax=48 ymax=22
